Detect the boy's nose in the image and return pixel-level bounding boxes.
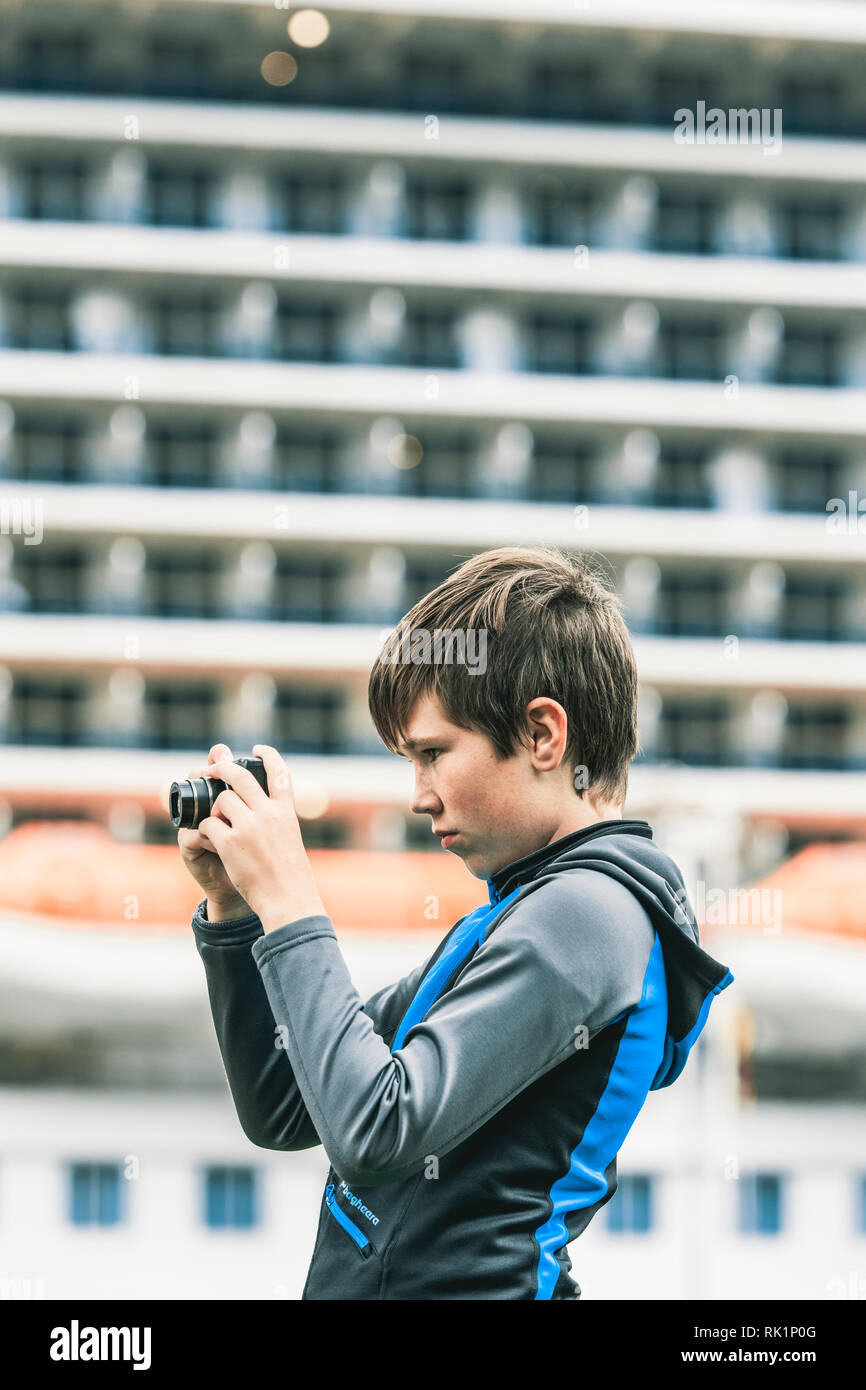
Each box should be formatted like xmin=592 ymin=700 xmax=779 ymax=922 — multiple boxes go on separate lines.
xmin=411 ymin=786 xmax=441 ymax=816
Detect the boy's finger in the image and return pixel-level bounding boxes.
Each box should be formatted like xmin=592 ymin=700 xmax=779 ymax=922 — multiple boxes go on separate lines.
xmin=252 ymin=743 xmax=293 ymax=799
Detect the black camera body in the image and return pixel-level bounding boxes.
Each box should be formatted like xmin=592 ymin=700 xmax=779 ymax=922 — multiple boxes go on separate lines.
xmin=169 ymin=754 xmax=269 ymax=830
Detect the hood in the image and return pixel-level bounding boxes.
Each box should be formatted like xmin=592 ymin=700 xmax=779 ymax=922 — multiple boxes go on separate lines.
xmin=487 ymin=820 xmax=735 ymax=1091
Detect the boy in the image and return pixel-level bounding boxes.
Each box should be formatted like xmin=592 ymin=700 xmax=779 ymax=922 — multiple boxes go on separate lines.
xmin=182 ymin=544 xmax=733 ymax=1300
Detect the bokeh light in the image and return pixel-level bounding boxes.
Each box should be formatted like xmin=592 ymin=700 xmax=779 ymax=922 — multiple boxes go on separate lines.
xmin=287 ymin=9 xmax=330 ymax=48
xmin=294 ymin=784 xmax=330 ymax=819
xmin=386 ymin=433 xmax=424 ymax=470
xmin=260 ymin=51 xmax=298 ymax=86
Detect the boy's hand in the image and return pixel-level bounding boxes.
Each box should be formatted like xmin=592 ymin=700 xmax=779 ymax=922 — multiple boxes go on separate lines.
xmin=197 ymin=744 xmax=326 ymax=933
xmin=177 ymin=743 xmax=250 ymax=914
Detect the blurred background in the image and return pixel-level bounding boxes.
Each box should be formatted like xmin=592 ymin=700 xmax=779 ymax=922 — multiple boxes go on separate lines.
xmin=1 ymin=0 xmax=865 ymax=1300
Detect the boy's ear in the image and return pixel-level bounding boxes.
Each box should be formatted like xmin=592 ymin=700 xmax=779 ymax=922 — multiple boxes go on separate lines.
xmin=525 ymin=698 xmax=569 ymax=769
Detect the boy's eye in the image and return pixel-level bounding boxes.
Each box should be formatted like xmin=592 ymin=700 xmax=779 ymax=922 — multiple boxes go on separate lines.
xmin=423 ymin=748 xmax=442 ymax=762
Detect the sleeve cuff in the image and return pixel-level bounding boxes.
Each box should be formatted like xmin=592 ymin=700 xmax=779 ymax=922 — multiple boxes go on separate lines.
xmin=191 ymin=896 xmax=265 ymax=945
xmin=251 ymin=913 xmax=337 ymax=963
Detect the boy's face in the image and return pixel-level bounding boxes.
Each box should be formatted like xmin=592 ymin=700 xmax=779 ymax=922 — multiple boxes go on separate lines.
xmin=396 ymin=690 xmax=599 ymax=882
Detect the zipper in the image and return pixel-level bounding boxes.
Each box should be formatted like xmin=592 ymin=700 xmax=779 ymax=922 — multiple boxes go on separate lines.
xmin=391 ymin=884 xmax=524 ymax=1053
xmin=324 ymin=1183 xmax=376 ymax=1259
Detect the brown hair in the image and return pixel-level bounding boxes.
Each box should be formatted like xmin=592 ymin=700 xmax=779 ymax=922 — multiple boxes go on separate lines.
xmin=367 ymin=545 xmax=640 ymax=806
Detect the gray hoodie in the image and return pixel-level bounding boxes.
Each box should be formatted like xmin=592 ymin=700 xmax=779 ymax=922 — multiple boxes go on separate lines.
xmin=191 ymin=818 xmax=734 ymax=1299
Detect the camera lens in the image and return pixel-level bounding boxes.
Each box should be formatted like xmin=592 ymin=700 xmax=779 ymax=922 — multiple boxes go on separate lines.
xmin=169 ymin=754 xmax=267 ymax=830
xmin=169 ymin=775 xmax=225 ymax=830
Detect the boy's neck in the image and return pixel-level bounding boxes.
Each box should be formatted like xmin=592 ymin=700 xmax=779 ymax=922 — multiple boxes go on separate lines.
xmin=545 ymin=801 xmax=623 ymax=847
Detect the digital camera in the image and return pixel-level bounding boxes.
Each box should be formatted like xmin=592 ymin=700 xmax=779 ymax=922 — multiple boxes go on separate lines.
xmin=169 ymin=753 xmax=268 ymax=830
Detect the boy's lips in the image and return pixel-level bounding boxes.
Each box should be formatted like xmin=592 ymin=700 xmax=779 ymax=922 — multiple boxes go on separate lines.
xmin=435 ymin=830 xmax=459 ymax=848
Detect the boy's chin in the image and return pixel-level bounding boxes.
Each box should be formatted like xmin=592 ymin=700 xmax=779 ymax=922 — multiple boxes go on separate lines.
xmin=462 ymin=850 xmax=493 ymax=880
